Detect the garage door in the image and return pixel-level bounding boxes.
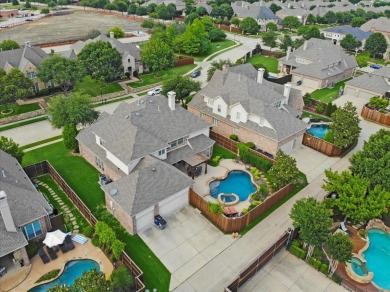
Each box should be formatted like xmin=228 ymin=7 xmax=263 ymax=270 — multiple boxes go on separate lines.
xmin=344 ymin=86 xmax=357 ymax=97
xmin=159 ymin=188 xmax=189 ymax=217
xmin=135 ymin=207 xmax=154 ymax=232
xmin=302 ymin=78 xmax=319 ymax=89
xmin=357 ymin=91 xmax=375 ymax=100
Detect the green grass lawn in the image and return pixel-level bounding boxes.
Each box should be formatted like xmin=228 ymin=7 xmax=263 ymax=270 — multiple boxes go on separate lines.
xmin=246 ymin=55 xmax=280 ymax=73
xmin=128 ymin=64 xmax=197 ymax=88
xmin=0 ymin=4 xmax=23 ymax=8
xmin=74 ymin=76 xmax=124 ymax=97
xmin=310 ymin=78 xmax=352 ymax=103
xmin=22 ymin=143 xmax=170 ymax=291
xmin=190 ymin=39 xmax=236 ymax=61
xmin=0 ymin=103 xmax=40 ymax=118
xmin=301 ymin=111 xmax=332 ymax=122
xmin=209 ymin=144 xmax=238 ymax=166
xmin=356 ymin=51 xmax=387 ymax=66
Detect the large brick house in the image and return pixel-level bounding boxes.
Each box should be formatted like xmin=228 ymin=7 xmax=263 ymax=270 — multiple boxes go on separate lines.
xmin=360 ymin=17 xmax=390 ymax=60
xmin=0 ymin=150 xmax=52 ymax=267
xmin=279 ymin=38 xmax=358 ymax=90
xmin=77 ymin=95 xmax=214 ymax=234
xmin=187 ymin=64 xmax=308 ymax=157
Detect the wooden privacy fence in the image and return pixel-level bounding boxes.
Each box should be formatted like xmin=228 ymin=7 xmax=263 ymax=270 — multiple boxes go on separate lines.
xmin=225 ymin=232 xmax=289 ymax=291
xmin=189 ymin=184 xmax=294 ymax=234
xmin=214 ymin=23 xmax=243 ymax=33
xmin=361 ymin=105 xmax=390 ymax=127
xmin=302 ymin=133 xmax=342 ymax=156
xmin=24 ymin=161 xmax=145 ymax=292
xmin=261 ymin=49 xmax=285 ymax=59
xmin=175 ymin=56 xmax=194 ymax=67
xmin=210 ymin=130 xmax=275 ymax=162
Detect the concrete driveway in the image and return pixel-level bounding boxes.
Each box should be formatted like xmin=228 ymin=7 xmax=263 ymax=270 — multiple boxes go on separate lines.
xmin=138 ymin=206 xmax=236 ymax=290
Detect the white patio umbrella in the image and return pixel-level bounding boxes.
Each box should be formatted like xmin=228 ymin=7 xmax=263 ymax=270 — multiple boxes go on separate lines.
xmin=43 ymin=230 xmax=67 ymax=248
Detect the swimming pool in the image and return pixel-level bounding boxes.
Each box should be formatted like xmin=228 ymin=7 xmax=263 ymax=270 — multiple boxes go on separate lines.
xmin=209 ymin=170 xmax=256 ymax=201
xmin=363 ymin=229 xmax=390 ymax=290
xmin=29 ymin=259 xmax=100 ymax=291
xmin=306 ymin=124 xmax=330 ymax=139
xmin=351 ymin=257 xmax=368 ymax=276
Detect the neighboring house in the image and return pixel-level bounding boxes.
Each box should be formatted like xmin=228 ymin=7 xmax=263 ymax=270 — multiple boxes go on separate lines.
xmin=187 ymin=64 xmax=308 ymax=157
xmin=360 ymin=17 xmax=390 ymax=60
xmin=276 ymin=8 xmax=307 ymax=24
xmin=0 ymin=150 xmax=52 ymax=266
xmin=231 ymin=1 xmax=281 ymax=30
xmin=323 ymin=25 xmax=372 ymax=49
xmin=279 ymin=38 xmax=358 ymax=90
xmin=70 ymin=34 xmax=143 ymax=77
xmin=0 ymin=43 xmax=50 ymax=91
xmin=77 ymin=95 xmax=214 ymax=234
xmin=141 ymin=0 xmax=186 ymax=11
xmin=344 ymin=67 xmax=390 ymax=100
xmin=195 ymin=1 xmax=212 ymax=14
xmin=0 ymin=9 xmax=18 ymax=18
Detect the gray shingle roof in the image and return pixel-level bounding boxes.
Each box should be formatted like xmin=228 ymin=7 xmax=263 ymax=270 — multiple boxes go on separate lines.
xmin=345 ymin=67 xmax=390 ymax=95
xmin=360 ymin=17 xmax=390 ymax=33
xmin=102 ymin=155 xmax=193 ymax=216
xmin=0 ymin=150 xmax=51 ymax=257
xmin=188 ymin=64 xmax=307 ymax=142
xmin=77 ymin=96 xmax=211 ymax=164
xmin=279 ymin=38 xmax=358 ymax=79
xmin=0 ymin=45 xmax=47 ymax=70
xmin=232 ymin=1 xmax=280 ymax=22
xmin=323 ymin=25 xmax=372 ymax=41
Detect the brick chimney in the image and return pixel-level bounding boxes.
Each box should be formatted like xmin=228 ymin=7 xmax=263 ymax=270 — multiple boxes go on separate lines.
xmin=0 ymin=191 xmax=17 ymax=232
xmin=168 ymin=91 xmax=176 ymax=111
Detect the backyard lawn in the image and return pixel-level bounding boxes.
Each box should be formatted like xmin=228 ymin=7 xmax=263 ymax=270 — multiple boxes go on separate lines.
xmin=128 ymin=64 xmax=197 ymax=88
xmin=0 ymin=103 xmax=40 ymax=118
xmin=356 ymin=51 xmax=387 ymax=66
xmin=74 ymin=76 xmax=124 ymax=97
xmin=246 ymin=55 xmax=280 ymax=74
xmin=191 ymin=39 xmax=236 ymax=61
xmin=22 ymin=142 xmax=170 ymax=291
xmin=310 ymin=78 xmax=351 ymax=103
xmin=209 ymin=144 xmax=238 ymax=166
xmin=302 ymin=111 xmax=332 ymax=122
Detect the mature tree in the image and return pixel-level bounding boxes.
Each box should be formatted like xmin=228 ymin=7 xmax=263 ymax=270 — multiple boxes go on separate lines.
xmin=146 ymin=3 xmax=157 ymax=13
xmin=12 ymin=0 xmax=19 ymax=5
xmin=1 ymin=68 xmax=33 ymax=105
xmin=135 ymin=6 xmax=147 ymax=16
xmin=350 ymin=129 xmax=390 ymax=190
xmin=196 ymin=6 xmax=208 ymax=16
xmin=293 ymin=38 xmax=305 ymax=49
xmin=266 ymin=22 xmax=277 ymax=32
xmin=38 ymin=55 xmax=85 ymax=94
xmin=298 ymin=25 xmax=321 ymax=40
xmin=368 ymin=96 xmax=390 ymax=111
xmin=40 ymin=8 xmax=50 ymax=14
xmin=323 ymin=233 xmax=353 ymax=276
xmin=48 ymin=93 xmax=99 ymax=129
xmin=156 ymin=3 xmax=172 ymax=20
xmin=207 ymin=59 xmax=233 ymax=81
xmin=364 ymin=32 xmax=388 ymax=58
xmin=270 ymin=3 xmax=282 ymax=13
xmin=127 ymin=3 xmax=137 ymax=14
xmin=141 ymin=19 xmax=155 ymax=29
xmin=290 ymin=198 xmax=332 ymax=259
xmin=0 ymin=40 xmax=20 ymax=51
xmin=324 ymin=11 xmax=337 ymax=23
xmin=239 ymin=17 xmax=259 ymax=34
xmin=351 ymin=17 xmax=366 ymax=27
xmin=141 ymin=37 xmax=175 ymax=71
xmin=162 ymin=75 xmax=201 ymax=105
xmin=25 ymin=0 xmax=31 ymax=8
xmin=185 ymin=12 xmax=200 ymax=24
xmin=279 ymin=34 xmax=293 ymax=52
xmin=48 ymin=269 xmax=112 ymax=292
xmin=208 ymin=27 xmax=226 ymax=41
xmin=111 ymin=266 xmax=134 ymax=292
xmin=86 ymin=29 xmax=101 ymax=39
xmin=340 ymin=34 xmax=360 ymax=50
xmin=0 ymin=136 xmax=24 ymax=163
xmin=267 ymin=150 xmax=301 ymax=190
xmin=323 ymin=170 xmax=390 ymax=223
xmin=175 ymin=19 xmax=211 ymax=54
xmin=210 ymin=6 xmax=225 ymax=18
xmin=282 ymin=16 xmax=302 ymax=30
xmin=95 ymin=221 xmax=116 ymax=247
xmin=231 ymin=17 xmax=240 ymax=27
xmin=115 ymin=1 xmax=128 ymax=13
xmin=262 ymin=31 xmax=277 ymax=48
xmin=78 ymin=40 xmax=123 ymax=81
xmin=62 ymin=123 xmax=79 ymax=151
xmin=330 ymin=102 xmax=361 ymax=148
xmin=107 ymin=26 xmax=125 ymax=39
xmin=305 ymin=13 xmax=316 ymax=24
xmin=221 ymin=3 xmax=234 ymax=19
xmin=111 ymin=239 xmax=126 ymax=260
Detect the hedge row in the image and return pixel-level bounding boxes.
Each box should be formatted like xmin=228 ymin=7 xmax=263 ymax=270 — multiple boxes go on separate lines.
xmin=241 ymin=152 xmax=272 ymax=173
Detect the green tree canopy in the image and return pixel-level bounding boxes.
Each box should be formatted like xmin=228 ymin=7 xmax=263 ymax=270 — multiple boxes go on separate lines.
xmin=185 ymin=12 xmax=200 ymax=24
xmin=48 ymin=92 xmax=99 ymax=128
xmin=351 ymin=16 xmax=366 ymax=27
xmin=262 ymin=31 xmax=277 ymax=47
xmin=0 ymin=40 xmax=20 ymax=51
xmin=282 ymin=16 xmax=302 ymax=30
xmin=306 ymin=13 xmax=316 ymax=24
xmin=0 ymin=136 xmax=24 ymax=163
xmin=1 ymin=68 xmax=33 ymax=105
xmin=324 ymin=232 xmax=353 ymax=276
xmin=196 ymin=6 xmax=208 ymax=16
xmin=38 ymin=54 xmax=85 ymax=94
xmin=297 ymin=25 xmax=321 ymax=40
xmin=208 ymin=27 xmax=226 ymax=41
xmin=207 ymin=59 xmax=233 ymax=81
xmin=279 ymin=35 xmax=293 ymax=52
xmin=266 ymin=22 xmax=277 ymax=32
xmin=62 ymin=124 xmax=79 ymax=151
xmin=267 ymin=150 xmax=301 ymax=190
xmin=239 ymin=17 xmax=259 ymax=34
xmin=323 ymin=170 xmax=390 ymax=223
xmin=111 ymin=266 xmax=134 ymax=292
xmin=364 ymin=32 xmax=388 ymax=58
xmin=350 ymin=129 xmax=390 ymax=190
xmin=162 ymin=75 xmax=201 ymax=104
xmin=340 ymin=34 xmax=360 ymax=50
xmin=141 ymin=37 xmax=175 ymax=71
xmin=106 ymin=26 xmax=125 ymax=39
xmin=78 ymin=40 xmax=123 ymax=81
xmin=270 ymin=3 xmax=282 ymax=13
xmin=175 ymin=19 xmax=211 ymax=54
xmin=330 ymin=102 xmax=361 ymax=148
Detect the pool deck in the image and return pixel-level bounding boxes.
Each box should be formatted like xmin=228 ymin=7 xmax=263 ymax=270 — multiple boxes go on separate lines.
xmin=2 ymin=234 xmax=113 ymax=292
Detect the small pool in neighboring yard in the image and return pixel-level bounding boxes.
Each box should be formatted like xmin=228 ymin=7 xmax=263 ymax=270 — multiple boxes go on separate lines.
xmin=306 ymin=124 xmax=330 ymax=139
xmin=29 ymin=259 xmax=100 ymax=291
xmin=363 ymin=229 xmax=390 ymax=290
xmin=210 ymin=170 xmax=256 ymax=201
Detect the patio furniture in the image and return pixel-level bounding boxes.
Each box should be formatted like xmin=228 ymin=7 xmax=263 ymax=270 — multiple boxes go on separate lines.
xmin=224 ymin=206 xmax=239 ymax=217
xmin=59 ymin=243 xmax=68 ymax=253
xmin=46 ymin=246 xmax=58 ymax=260
xmin=38 ymin=247 xmax=50 ymax=264
xmin=0 ymin=266 xmax=6 ymax=277
xmin=65 ymin=235 xmax=75 ymax=250
xmin=340 ymin=221 xmax=353 ymax=236
xmin=43 ymin=230 xmax=67 ymax=248
xmin=72 ymin=234 xmax=88 ymax=245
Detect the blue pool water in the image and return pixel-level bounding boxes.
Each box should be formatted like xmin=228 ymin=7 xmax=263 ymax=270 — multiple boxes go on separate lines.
xmin=209 ymin=170 xmax=256 ymax=201
xmin=29 ymin=260 xmax=100 ymax=291
xmin=306 ymin=124 xmax=330 ymax=139
xmin=351 ymin=257 xmax=368 ymax=276
xmin=363 ymin=229 xmax=390 ymax=290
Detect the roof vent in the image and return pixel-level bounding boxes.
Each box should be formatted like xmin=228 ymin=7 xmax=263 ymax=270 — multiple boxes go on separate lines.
xmin=2 ymin=170 xmax=6 ymax=178
xmin=140 ymin=100 xmax=145 ymax=104
xmin=151 ymin=167 xmax=156 ymax=172
xmin=109 ymin=189 xmax=118 ymax=196
xmin=135 ymin=112 xmax=141 ymax=117
xmin=125 ymin=114 xmax=129 ymax=119
xmin=149 ymin=99 xmax=154 ymax=103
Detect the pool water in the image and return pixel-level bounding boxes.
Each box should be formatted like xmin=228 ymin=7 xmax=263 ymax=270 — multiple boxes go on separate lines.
xmin=210 ymin=170 xmax=256 ymax=201
xmin=29 ymin=260 xmax=100 ymax=291
xmin=306 ymin=124 xmax=330 ymax=139
xmin=351 ymin=257 xmax=368 ymax=276
xmin=363 ymin=229 xmax=390 ymax=290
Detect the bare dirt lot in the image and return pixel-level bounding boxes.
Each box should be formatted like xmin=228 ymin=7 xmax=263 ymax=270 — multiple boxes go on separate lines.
xmin=0 ymin=10 xmax=143 ymax=45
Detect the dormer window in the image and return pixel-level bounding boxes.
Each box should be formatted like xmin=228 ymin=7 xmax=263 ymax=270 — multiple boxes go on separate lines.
xmin=217 ymin=104 xmax=221 ymax=112
xmin=158 ymin=149 xmax=165 ymax=156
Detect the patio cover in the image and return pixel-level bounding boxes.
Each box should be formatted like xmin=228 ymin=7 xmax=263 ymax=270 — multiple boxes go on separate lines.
xmin=183 ymin=153 xmax=209 ymax=167
xmin=43 ymin=230 xmax=67 ymax=248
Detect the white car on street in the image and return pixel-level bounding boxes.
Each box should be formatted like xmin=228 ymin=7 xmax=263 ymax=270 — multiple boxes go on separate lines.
xmin=148 ymin=87 xmax=161 ymax=96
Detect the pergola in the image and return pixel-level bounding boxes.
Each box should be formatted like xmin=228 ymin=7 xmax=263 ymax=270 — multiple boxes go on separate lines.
xmin=184 ymin=153 xmax=209 ymax=179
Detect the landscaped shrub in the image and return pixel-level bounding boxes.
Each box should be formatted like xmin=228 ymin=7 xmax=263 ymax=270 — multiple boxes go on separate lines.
xmin=241 ymin=152 xmax=272 ymax=173
xmin=250 ymin=167 xmax=261 ymax=180
xmin=324 ymin=129 xmax=334 ymax=143
xmin=111 ymin=239 xmax=126 ymax=260
xmin=245 ymin=142 xmax=255 ymax=149
xmin=210 ymin=155 xmax=221 ymax=166
xmin=331 ymin=274 xmax=342 ymax=284
xmin=248 ymin=200 xmax=260 ymax=211
xmin=320 ymin=263 xmax=328 ymax=274
xmin=316 ymin=102 xmax=325 ymax=114
xmin=230 ymin=134 xmax=238 ymax=141
xmin=291 ymin=240 xmax=301 ymax=248
xmin=290 ymin=244 xmax=306 ymax=259
xmin=237 ymin=142 xmax=249 ymax=157
xmin=259 ymin=184 xmax=269 ymax=196
xmin=82 ymin=226 xmax=95 ymax=238
xmin=207 ymin=202 xmax=223 ymax=215
xmin=358 ymin=229 xmax=367 ymax=238
xmin=26 ymin=242 xmax=39 ymax=258
xmin=368 ymin=96 xmax=389 ymax=111
xmin=325 ymin=102 xmax=337 ymax=117
xmin=91 ymin=235 xmax=100 ymax=247
xmin=303 ymin=93 xmax=313 ymax=106
xmin=241 ymin=208 xmax=248 ymax=215
xmin=35 ymin=269 xmax=60 ymax=283
xmin=111 ymin=265 xmax=134 ymax=291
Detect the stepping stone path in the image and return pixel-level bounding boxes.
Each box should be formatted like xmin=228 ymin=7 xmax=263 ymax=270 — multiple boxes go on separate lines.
xmin=34 ymin=179 xmax=79 ymax=233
